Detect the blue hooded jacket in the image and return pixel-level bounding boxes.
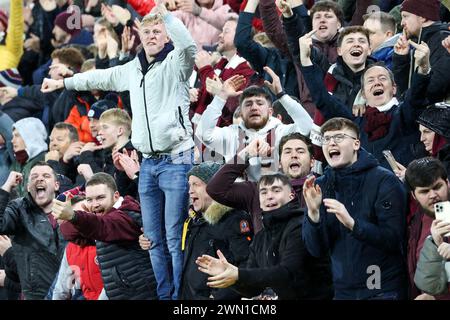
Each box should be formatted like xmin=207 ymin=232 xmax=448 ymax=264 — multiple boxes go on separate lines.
xmin=303 ymin=148 xmax=408 ymax=299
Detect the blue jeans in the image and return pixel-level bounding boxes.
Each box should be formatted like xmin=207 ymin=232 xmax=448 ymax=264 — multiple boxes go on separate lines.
xmin=138 ymin=151 xmax=192 ymax=300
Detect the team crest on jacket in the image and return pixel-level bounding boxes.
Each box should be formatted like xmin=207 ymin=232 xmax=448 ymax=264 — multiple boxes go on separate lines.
xmin=240 ymin=220 xmax=250 ymax=234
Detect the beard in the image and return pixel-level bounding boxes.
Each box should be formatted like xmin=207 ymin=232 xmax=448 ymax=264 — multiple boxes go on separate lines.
xmin=243 ymin=114 xmax=269 ymax=130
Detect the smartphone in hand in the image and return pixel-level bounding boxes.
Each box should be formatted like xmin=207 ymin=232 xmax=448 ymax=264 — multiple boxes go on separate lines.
xmin=435 ymin=201 xmax=450 ymax=237
xmin=382 ymin=150 xmax=399 ymax=171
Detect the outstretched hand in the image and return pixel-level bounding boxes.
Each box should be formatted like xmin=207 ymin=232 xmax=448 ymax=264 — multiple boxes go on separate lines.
xmin=196 ymin=250 xmax=238 ymax=288
xmin=206 ymin=75 xmax=245 ymax=100
xmin=263 ymin=66 xmax=283 ymax=95
xmin=394 ymin=31 xmax=409 ymax=55
xmin=299 ymin=29 xmax=317 ymax=66
xmin=275 ymin=0 xmax=293 ymax=17
xmin=302 ymin=175 xmax=322 ymax=223
xmin=408 ymin=40 xmax=430 ymax=74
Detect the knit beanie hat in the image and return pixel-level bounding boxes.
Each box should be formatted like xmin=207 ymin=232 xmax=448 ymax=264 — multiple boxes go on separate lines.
xmin=0 ymin=68 xmax=22 ymax=88
xmin=401 ymin=0 xmax=440 ymax=21
xmin=88 ymin=94 xmax=119 ymax=119
xmin=54 ymin=11 xmax=82 ymax=36
xmin=187 ymin=162 xmax=221 ymax=184
xmin=0 ymin=10 xmax=7 ymax=31
xmin=417 ymin=102 xmax=450 ymax=139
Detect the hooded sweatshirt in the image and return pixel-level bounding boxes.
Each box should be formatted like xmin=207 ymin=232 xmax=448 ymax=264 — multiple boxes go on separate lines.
xmin=10 ymin=117 xmax=48 ymax=197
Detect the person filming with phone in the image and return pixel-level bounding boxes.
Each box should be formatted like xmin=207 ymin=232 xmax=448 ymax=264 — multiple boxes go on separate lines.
xmin=404 ymin=157 xmax=450 ymax=300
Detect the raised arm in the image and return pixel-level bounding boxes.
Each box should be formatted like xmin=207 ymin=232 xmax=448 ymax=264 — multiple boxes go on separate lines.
xmin=206 ymin=140 xmax=262 ymax=212
xmin=259 ymin=0 xmax=290 ymax=58
xmin=0 ymin=172 xmax=24 ymax=235
xmin=41 ymin=62 xmax=131 ymax=93
xmin=161 ymin=6 xmax=197 ymax=80
xmin=399 ymin=40 xmax=431 ymax=127
xmin=299 ymin=32 xmax=354 ymax=120
xmin=198 ymin=2 xmax=237 ymax=31
xmin=263 ymin=66 xmax=313 ymax=136
xmin=195 ymin=75 xmax=245 ymax=154
xmin=234 ymin=0 xmax=271 ymax=74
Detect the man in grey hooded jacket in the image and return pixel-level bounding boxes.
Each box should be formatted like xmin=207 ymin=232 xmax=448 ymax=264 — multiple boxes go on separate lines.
xmin=40 ymin=1 xmax=197 ymax=300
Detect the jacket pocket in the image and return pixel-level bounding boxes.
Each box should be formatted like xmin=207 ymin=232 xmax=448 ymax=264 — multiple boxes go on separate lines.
xmin=111 ymin=266 xmax=133 ymax=292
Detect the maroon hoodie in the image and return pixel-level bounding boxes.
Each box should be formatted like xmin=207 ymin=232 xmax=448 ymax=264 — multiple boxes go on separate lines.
xmin=60 ymin=196 xmax=142 ymax=243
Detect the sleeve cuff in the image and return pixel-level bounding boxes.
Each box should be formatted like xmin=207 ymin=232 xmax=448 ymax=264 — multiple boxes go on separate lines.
xmin=17 ymin=87 xmax=24 ymax=97
xmin=63 ymin=77 xmax=74 ymax=90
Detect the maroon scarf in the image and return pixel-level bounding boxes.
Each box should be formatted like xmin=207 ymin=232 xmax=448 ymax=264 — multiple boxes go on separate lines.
xmin=364 ymin=106 xmax=392 ymax=141
xmin=432 ymin=134 xmax=447 ymax=157
xmin=14 ymin=150 xmax=28 ymax=165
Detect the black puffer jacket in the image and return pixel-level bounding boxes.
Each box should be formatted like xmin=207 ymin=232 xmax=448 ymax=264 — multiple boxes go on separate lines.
xmin=180 ymin=203 xmax=252 ymax=300
xmin=0 ymin=189 xmax=66 ymax=300
xmin=236 ymin=201 xmax=334 ymax=300
xmin=95 ymin=207 xmax=157 ymax=300
xmin=61 ymin=196 xmax=158 ymax=300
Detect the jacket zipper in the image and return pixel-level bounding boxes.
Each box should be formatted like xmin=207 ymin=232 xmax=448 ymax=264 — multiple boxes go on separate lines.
xmin=140 ymin=75 xmax=155 ymax=153
xmin=177 ymin=106 xmax=186 ymax=130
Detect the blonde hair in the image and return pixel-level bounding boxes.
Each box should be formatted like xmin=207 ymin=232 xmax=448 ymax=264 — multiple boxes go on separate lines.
xmin=99 ymin=109 xmax=132 ymax=137
xmin=81 ymin=59 xmax=95 ymax=72
xmin=141 ymin=13 xmax=164 ymax=26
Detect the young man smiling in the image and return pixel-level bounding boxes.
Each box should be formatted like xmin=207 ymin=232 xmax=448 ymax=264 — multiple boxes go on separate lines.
xmin=300 ymin=26 xmax=431 ymax=169
xmin=206 ymin=132 xmax=315 ymax=233
xmin=53 ymin=173 xmax=158 ymax=300
xmin=196 ymin=173 xmax=333 ymax=300
xmin=302 ymin=117 xmax=407 ymax=300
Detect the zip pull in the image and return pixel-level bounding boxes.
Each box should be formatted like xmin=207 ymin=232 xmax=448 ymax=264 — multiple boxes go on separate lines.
xmin=140 ymin=77 xmax=144 ymax=87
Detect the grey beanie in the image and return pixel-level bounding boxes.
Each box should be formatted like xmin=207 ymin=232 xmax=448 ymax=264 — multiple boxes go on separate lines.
xmin=187 ymin=162 xmax=221 ymax=184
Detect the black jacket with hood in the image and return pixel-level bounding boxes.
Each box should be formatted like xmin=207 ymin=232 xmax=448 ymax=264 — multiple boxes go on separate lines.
xmin=235 ymin=200 xmax=334 ymax=300
xmin=393 ymin=22 xmax=450 ymax=102
xmin=303 ymin=149 xmax=408 ymax=299
xmin=180 ymin=203 xmax=252 ymax=300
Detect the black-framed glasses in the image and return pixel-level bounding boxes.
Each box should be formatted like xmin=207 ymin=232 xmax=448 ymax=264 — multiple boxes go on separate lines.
xmin=322 ymin=133 xmax=357 ymax=145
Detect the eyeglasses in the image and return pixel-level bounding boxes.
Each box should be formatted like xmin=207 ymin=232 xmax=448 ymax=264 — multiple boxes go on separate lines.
xmin=322 ymin=133 xmax=357 ymax=145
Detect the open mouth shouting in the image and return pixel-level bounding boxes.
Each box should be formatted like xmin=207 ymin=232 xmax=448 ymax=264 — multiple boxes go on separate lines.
xmin=372 ymin=88 xmax=384 ymax=96
xmin=191 ymin=196 xmax=199 ymax=207
xmin=328 ymin=149 xmax=341 ymax=162
xmin=288 ymin=161 xmax=302 ymax=175
xmin=349 ymin=48 xmax=363 ymax=57
xmin=35 ymin=184 xmax=47 ymax=198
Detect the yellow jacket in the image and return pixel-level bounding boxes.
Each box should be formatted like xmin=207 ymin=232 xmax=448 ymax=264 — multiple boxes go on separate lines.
xmin=0 ymin=0 xmax=23 ymax=70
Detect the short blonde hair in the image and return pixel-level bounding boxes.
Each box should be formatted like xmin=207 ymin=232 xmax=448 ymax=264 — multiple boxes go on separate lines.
xmin=141 ymin=13 xmax=164 ymax=26
xmin=81 ymin=59 xmax=95 ymax=72
xmin=99 ymin=109 xmax=132 ymax=137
